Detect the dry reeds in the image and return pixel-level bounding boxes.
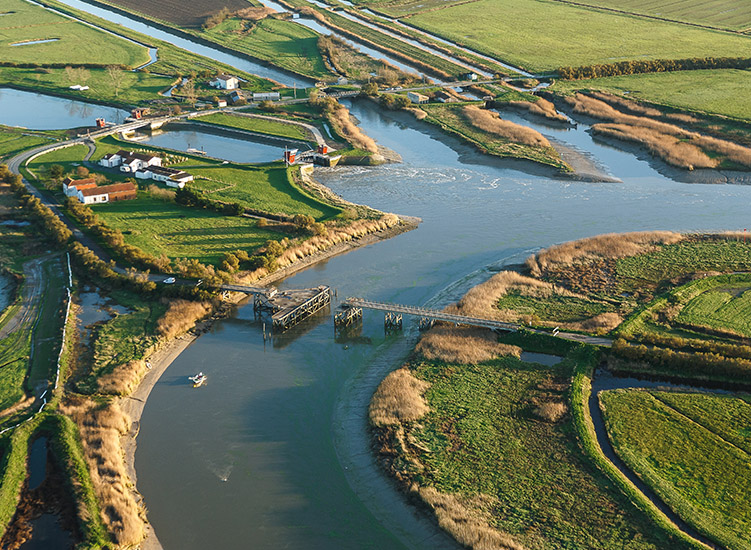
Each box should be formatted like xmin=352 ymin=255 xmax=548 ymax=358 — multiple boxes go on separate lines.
xmin=327 ymin=103 xmax=379 ymax=152
xmin=463 ymin=106 xmax=550 ymax=147
xmin=592 ymin=123 xmax=717 ymax=170
xmin=235 ymin=6 xmax=274 ymax=20
xmin=565 ymin=312 xmax=623 ymax=334
xmin=533 ymin=401 xmax=567 ymax=423
xmin=415 ymin=486 xmax=526 ymax=550
xmin=156 ymin=299 xmax=213 ymax=339
xmin=508 ymin=98 xmax=568 ymax=123
xmin=407 ymin=108 xmax=427 ymax=120
xmin=61 ymin=398 xmax=145 ymax=547
xmin=526 ymin=231 xmax=683 ymax=276
xmin=369 ymin=368 xmax=430 ymax=427
xmin=147 ymin=184 xmax=176 ymax=201
xmin=97 ymin=359 xmax=148 ymax=395
xmin=416 ymin=326 xmax=521 ymax=364
xmin=589 ymin=91 xmax=662 ymax=117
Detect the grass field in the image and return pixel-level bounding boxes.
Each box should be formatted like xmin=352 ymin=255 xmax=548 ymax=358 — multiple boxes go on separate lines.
xmin=384 ymin=354 xmax=698 ymax=549
xmin=94 ymin=0 xmax=250 ymax=27
xmin=676 ymin=285 xmax=751 ymax=337
xmin=202 ymin=17 xmax=332 ymax=80
xmin=402 ymin=0 xmax=751 ymax=73
xmin=0 ymin=67 xmax=175 ymax=107
xmin=497 ymin=291 xmax=614 ymax=322
xmin=0 ymin=0 xmax=149 ymax=67
xmin=194 ymin=112 xmax=314 ymax=142
xmin=26 ymin=144 xmax=88 ymax=183
xmin=0 ymin=128 xmax=55 ymax=163
xmin=600 ymin=389 xmax=751 ymax=550
xmin=562 ymin=0 xmax=751 ymax=31
xmin=553 ymin=69 xmax=751 ymax=120
xmin=92 ymin=195 xmax=285 ymax=265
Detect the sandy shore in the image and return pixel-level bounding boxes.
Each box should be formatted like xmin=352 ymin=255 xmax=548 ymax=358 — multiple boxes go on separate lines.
xmin=118 ymin=216 xmax=419 ymax=550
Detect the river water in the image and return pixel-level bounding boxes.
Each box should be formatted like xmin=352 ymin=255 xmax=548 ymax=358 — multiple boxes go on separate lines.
xmin=135 ymin=98 xmax=751 ymax=550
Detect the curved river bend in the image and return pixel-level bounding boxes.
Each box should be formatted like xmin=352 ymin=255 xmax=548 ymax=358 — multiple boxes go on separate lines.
xmin=135 ymin=100 xmax=751 ymax=549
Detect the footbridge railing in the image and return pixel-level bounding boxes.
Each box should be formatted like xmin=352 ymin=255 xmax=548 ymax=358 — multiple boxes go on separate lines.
xmin=343 ymin=298 xmax=519 ymax=332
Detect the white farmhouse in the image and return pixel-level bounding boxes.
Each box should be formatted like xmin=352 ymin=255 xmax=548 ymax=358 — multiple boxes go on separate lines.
xmin=99 ymin=152 xmax=123 ymax=168
xmin=119 ymin=152 xmax=162 ymax=173
xmin=210 ymin=74 xmax=239 ymax=90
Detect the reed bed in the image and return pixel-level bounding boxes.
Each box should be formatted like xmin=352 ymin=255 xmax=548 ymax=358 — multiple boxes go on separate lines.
xmin=96 ymin=359 xmax=147 ymax=396
xmin=235 ymin=6 xmax=274 ymax=20
xmin=462 ymin=106 xmax=550 ymax=147
xmin=369 ymin=368 xmax=430 ymax=427
xmin=326 ymin=102 xmax=379 ymax=153
xmin=415 ymin=487 xmax=526 ymax=550
xmin=565 ymin=312 xmax=623 ymax=333
xmin=508 ymin=98 xmax=568 ymax=123
xmin=589 ymin=91 xmax=662 ymax=117
xmin=526 ymin=231 xmax=684 ymax=277
xmin=61 ymin=398 xmax=145 ymax=548
xmin=156 ymin=299 xmax=213 ymax=339
xmin=532 ymin=401 xmax=567 ymax=423
xmin=416 ymin=326 xmax=521 ymax=364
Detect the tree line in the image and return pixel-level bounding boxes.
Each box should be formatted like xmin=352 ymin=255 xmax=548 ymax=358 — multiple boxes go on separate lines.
xmin=557 ymin=57 xmax=751 ymax=80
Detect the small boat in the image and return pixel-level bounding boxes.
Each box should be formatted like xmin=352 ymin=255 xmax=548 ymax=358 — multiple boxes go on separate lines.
xmin=187 ymin=147 xmax=207 ymax=155
xmin=189 ymin=372 xmax=207 ymax=387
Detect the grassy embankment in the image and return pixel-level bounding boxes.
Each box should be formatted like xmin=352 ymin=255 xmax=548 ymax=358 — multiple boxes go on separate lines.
xmin=390 ymin=0 xmax=751 ymax=73
xmin=370 ymin=338 xmax=702 ymax=550
xmin=600 ymin=389 xmax=751 ymax=550
xmin=193 ymin=112 xmax=315 ymax=142
xmin=0 ymin=127 xmax=59 ymax=164
xmin=417 ymin=102 xmax=571 ymax=171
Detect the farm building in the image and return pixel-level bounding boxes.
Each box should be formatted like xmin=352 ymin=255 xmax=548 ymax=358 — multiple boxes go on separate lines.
xmin=210 ymin=74 xmax=239 ymax=90
xmin=407 ymin=92 xmax=429 ymax=104
xmin=229 ymin=90 xmax=246 ymax=105
xmin=62 ymin=177 xmax=97 ymax=197
xmin=76 ymin=182 xmax=137 ymax=205
xmin=99 ymin=152 xmax=122 ymax=168
xmin=252 ymin=92 xmax=280 ymax=101
xmin=119 ymin=151 xmax=162 ymax=173
xmin=434 ymin=91 xmax=455 ymax=103
xmin=136 ymin=166 xmax=193 ymax=188
xmin=216 ymin=99 xmax=228 ymax=108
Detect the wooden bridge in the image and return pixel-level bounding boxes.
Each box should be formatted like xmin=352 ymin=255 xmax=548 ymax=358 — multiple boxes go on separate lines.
xmin=221 ymin=284 xmax=331 ymax=331
xmin=340 ymin=298 xmax=520 ymax=332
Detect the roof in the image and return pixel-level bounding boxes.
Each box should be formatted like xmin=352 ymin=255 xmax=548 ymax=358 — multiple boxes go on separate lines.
xmin=79 ymin=182 xmax=136 ymax=198
xmin=215 ymin=74 xmax=237 ymax=81
xmin=149 ymin=166 xmax=184 ymax=176
xmin=63 ymin=177 xmax=96 ymax=187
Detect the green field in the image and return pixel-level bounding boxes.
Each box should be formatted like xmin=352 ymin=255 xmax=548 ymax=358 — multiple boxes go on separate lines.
xmin=92 ymin=195 xmax=285 ymax=265
xmin=0 ymin=128 xmax=55 ymax=163
xmin=0 ymin=0 xmax=149 ymax=67
xmin=553 ymin=69 xmax=751 ymax=120
xmin=195 ymin=112 xmax=314 ymax=142
xmin=387 ymin=354 xmax=698 ymax=549
xmin=600 ymin=389 xmax=751 ymax=550
xmin=0 ymin=67 xmax=175 ymax=107
xmin=26 ymin=144 xmax=88 ymax=182
xmin=564 ymin=0 xmax=751 ymax=31
xmin=202 ymin=17 xmax=332 ymax=80
xmin=497 ymin=291 xmax=614 ymax=322
xmin=677 ymin=285 xmax=751 ymax=336
xmin=402 ymin=0 xmax=751 ymax=73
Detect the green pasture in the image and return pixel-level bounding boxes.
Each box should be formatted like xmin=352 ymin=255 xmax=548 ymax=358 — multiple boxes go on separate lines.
xmin=565 ymin=0 xmax=751 ymax=31
xmin=553 ymin=69 xmax=751 ymax=121
xmin=677 ymin=285 xmax=751 ymax=337
xmin=402 ymin=354 xmax=697 ymax=549
xmin=92 ymin=195 xmax=285 ymax=265
xmin=496 ymin=291 xmax=614 ymax=323
xmin=194 ymin=113 xmax=313 ymax=142
xmin=202 ymin=17 xmax=332 ymax=80
xmin=0 ymin=127 xmax=54 ymax=163
xmin=0 ymin=0 xmax=149 ymax=67
xmin=601 ymin=389 xmax=751 ymax=550
xmin=404 ymin=0 xmax=751 ymax=73
xmin=0 ymin=67 xmax=175 ymax=107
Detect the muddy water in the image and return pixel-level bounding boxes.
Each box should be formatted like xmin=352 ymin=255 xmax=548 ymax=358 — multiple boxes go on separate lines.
xmin=136 ymin=98 xmax=751 ymax=549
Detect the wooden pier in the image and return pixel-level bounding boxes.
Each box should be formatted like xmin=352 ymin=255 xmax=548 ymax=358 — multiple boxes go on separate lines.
xmin=265 ymin=286 xmax=331 ymax=331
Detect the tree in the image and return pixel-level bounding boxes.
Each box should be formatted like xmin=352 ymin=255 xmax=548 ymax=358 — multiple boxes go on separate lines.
xmin=76 ymin=166 xmax=90 ymax=178
xmin=181 ymin=79 xmax=197 ymax=106
xmin=361 ymin=81 xmax=378 ymax=96
xmin=49 ymin=164 xmax=64 ymax=179
xmin=106 ymin=65 xmax=125 ymax=98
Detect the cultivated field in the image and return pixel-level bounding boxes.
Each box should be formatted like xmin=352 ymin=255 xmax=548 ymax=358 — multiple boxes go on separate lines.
xmin=553 ymin=69 xmax=751 ymax=120
xmin=600 ymin=389 xmax=751 ymax=550
xmin=0 ymin=0 xmax=149 ymax=67
xmin=564 ymin=0 xmax=751 ymax=31
xmin=677 ymin=285 xmax=751 ymax=337
xmin=96 ymin=0 xmax=250 ymax=27
xmin=93 ymin=195 xmax=285 ymax=265
xmin=401 ymin=0 xmax=751 ymax=73
xmin=371 ymin=350 xmax=699 ymax=549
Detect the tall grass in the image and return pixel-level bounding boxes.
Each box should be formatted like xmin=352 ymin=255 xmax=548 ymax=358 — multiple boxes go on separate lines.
xmin=525 ymin=231 xmax=683 ymax=277
xmin=462 ymin=106 xmax=550 ymax=147
xmin=415 ymin=326 xmax=521 ymax=364
xmin=156 ymin=299 xmax=213 ymax=339
xmin=325 ymin=102 xmax=379 ymax=153
xmin=508 ymin=98 xmax=568 ymax=123
xmin=60 ymin=398 xmax=145 ymax=548
xmin=369 ymin=368 xmax=430 ymax=427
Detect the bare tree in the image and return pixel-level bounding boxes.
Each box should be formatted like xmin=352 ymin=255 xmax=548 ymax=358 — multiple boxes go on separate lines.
xmin=181 ymin=79 xmax=197 ymax=107
xmin=106 ymin=65 xmax=125 ymax=98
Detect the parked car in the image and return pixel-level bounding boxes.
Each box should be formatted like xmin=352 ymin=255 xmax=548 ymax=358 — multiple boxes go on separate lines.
xmin=163 ymin=277 xmax=176 ymax=284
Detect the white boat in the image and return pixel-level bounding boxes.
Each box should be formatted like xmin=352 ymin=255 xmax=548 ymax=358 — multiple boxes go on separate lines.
xmin=189 ymin=372 xmax=207 ymax=387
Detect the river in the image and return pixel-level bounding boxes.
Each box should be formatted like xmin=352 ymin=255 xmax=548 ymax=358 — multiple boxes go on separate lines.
xmin=135 ymin=98 xmax=751 ymax=550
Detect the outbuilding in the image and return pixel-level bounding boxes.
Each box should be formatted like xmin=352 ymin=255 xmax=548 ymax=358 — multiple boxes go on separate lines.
xmin=210 ymin=74 xmax=240 ymax=90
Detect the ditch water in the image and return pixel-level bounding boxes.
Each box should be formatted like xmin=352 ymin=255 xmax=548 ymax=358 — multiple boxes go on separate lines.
xmin=0 ymin=88 xmax=128 ymax=129
xmin=0 ymin=272 xmax=13 ymax=316
xmin=17 ymin=514 xmax=72 ymax=550
xmin=75 ymin=286 xmax=131 ymax=346
xmin=135 ymin=98 xmax=751 ymax=550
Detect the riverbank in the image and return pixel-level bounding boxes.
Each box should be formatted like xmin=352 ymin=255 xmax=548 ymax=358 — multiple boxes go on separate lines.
xmin=117 ymin=212 xmax=418 ymax=549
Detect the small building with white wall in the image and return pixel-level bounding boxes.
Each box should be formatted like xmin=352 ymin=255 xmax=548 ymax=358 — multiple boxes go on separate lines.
xmin=210 ymin=74 xmax=239 ymax=90
xmin=252 ymin=92 xmax=280 ymax=101
xmin=407 ymin=92 xmax=429 ymax=104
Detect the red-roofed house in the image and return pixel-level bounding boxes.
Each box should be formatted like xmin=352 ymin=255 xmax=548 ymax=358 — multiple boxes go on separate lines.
xmin=62 ymin=177 xmax=97 ymax=198
xmin=76 ymin=182 xmax=137 ymax=204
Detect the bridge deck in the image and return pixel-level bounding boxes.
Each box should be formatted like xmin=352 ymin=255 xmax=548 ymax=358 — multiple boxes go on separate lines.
xmin=345 ymin=299 xmax=519 ymax=331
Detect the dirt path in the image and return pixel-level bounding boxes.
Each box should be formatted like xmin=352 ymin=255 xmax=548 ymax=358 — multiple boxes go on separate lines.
xmin=0 ymin=257 xmax=48 ymax=340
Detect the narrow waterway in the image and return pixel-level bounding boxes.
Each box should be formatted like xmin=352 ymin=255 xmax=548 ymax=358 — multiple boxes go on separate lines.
xmin=136 ymin=99 xmax=751 ymax=549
